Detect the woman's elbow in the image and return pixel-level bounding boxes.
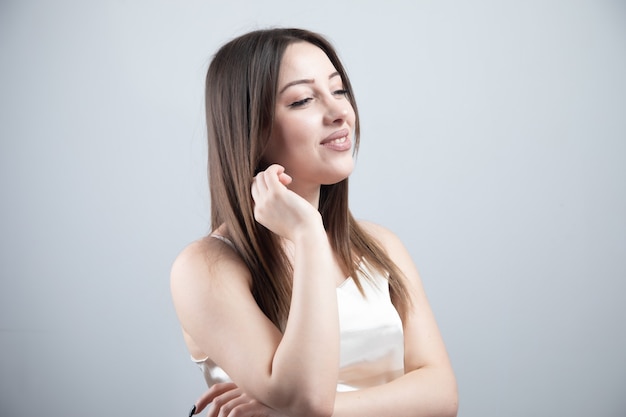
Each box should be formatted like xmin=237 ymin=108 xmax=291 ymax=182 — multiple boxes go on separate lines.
xmin=269 ymin=386 xmax=335 ymax=417
xmin=292 ymin=398 xmax=335 ymax=417
xmin=439 ymin=377 xmax=459 ymax=417
xmin=277 ymin=399 xmax=334 ymax=417
xmin=421 ymin=366 xmax=458 ymax=417
xmin=441 ymin=395 xmax=459 ymax=417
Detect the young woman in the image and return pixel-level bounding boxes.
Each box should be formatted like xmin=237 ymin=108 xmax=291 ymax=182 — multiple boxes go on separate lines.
xmin=171 ymin=28 xmax=458 ymax=417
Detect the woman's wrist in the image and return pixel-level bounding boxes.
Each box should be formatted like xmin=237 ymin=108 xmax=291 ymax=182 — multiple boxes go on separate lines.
xmin=289 ymin=212 xmax=326 ymax=245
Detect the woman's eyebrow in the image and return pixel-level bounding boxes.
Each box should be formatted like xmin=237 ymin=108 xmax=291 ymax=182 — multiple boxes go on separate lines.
xmin=278 ymin=71 xmax=341 ymax=94
xmin=279 ymin=78 xmax=313 ymax=94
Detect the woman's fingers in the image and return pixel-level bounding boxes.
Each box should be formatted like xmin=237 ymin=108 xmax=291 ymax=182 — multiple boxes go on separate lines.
xmin=259 ymin=165 xmax=285 ymax=192
xmin=252 ymin=165 xmax=280 ymax=199
xmin=192 ymin=383 xmax=238 ymax=415
xmin=251 ymin=165 xmax=287 ymax=207
xmin=278 ymin=172 xmax=292 ymax=186
xmin=250 ymin=163 xmax=320 ymax=240
xmin=206 ymin=387 xmax=245 ymax=417
xmin=193 ymin=387 xmax=284 ymax=417
xmin=264 ymin=164 xmax=285 ymax=177
xmin=226 ymin=400 xmax=277 ymax=417
xmin=212 ymin=391 xmax=253 ymax=417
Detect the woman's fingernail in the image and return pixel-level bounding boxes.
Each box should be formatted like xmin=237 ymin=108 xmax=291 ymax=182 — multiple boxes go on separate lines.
xmin=188 ymin=404 xmax=196 ymax=416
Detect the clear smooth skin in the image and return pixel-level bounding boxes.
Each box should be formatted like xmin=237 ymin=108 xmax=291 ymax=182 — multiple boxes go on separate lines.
xmin=263 ymin=41 xmax=356 ymax=205
xmin=171 ymin=42 xmax=458 ymax=417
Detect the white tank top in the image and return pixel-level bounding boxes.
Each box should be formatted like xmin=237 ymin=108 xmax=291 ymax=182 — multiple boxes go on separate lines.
xmin=192 ymin=235 xmax=404 ymax=392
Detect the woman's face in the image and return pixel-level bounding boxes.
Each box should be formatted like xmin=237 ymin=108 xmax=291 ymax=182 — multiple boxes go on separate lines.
xmin=263 ymin=41 xmax=356 ymax=197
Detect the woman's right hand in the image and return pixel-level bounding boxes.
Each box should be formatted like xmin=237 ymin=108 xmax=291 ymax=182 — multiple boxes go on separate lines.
xmin=251 ymin=164 xmax=322 ymax=241
xmin=191 ymin=383 xmax=288 ymax=417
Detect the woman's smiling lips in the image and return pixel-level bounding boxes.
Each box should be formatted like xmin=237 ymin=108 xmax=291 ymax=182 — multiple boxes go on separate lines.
xmin=320 ymin=128 xmax=352 ymax=151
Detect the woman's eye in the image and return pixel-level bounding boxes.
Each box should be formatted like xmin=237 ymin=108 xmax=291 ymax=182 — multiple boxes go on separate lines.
xmin=333 ymin=89 xmax=349 ymax=96
xmin=289 ymin=97 xmax=312 ymax=108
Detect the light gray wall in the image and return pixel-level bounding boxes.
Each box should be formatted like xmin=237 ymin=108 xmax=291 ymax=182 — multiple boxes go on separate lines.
xmin=1 ymin=1 xmax=624 ymax=416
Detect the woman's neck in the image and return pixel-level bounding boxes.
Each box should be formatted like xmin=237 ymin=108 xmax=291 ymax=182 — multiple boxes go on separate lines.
xmin=288 ymin=181 xmax=321 ymax=209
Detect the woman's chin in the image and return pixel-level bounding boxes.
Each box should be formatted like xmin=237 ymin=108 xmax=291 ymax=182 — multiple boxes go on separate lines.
xmin=321 ymin=166 xmax=354 ymax=185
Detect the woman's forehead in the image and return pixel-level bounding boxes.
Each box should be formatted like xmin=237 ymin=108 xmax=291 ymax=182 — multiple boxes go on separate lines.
xmin=279 ymin=42 xmax=338 ymax=82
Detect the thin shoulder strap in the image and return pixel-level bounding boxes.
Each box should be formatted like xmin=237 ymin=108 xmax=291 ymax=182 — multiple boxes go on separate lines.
xmin=210 ymin=233 xmax=237 ymax=251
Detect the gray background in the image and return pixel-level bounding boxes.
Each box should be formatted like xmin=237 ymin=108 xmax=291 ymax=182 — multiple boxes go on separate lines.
xmin=1 ymin=1 xmax=625 ymax=416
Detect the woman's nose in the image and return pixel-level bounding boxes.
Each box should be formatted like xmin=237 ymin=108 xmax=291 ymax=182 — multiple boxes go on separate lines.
xmin=324 ymin=98 xmax=350 ymax=125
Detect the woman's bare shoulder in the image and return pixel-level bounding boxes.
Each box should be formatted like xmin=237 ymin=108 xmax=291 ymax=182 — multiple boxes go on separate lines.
xmin=170 ymin=234 xmax=251 ymax=290
xmin=357 ymin=219 xmax=403 ymax=249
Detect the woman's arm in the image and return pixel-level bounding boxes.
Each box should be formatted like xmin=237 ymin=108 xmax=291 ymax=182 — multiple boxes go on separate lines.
xmin=185 ymin=221 xmax=457 ymax=417
xmin=171 ymin=165 xmax=343 ymax=417
xmin=190 ymin=382 xmax=288 ymax=417
xmin=331 ymin=222 xmax=458 ymax=417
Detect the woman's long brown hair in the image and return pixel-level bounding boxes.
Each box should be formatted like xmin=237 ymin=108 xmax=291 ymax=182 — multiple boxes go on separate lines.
xmin=206 ymin=28 xmax=412 ymax=329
